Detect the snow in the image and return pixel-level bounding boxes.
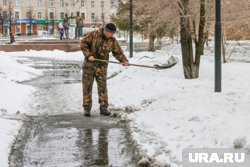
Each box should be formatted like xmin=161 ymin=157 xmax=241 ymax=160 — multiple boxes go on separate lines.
xmin=1 ymin=39 xmax=250 ymax=166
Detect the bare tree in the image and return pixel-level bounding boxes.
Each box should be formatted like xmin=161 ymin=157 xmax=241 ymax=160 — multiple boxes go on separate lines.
xmin=45 ymin=9 xmax=49 ymax=31
xmin=7 ymin=0 xmax=14 ymax=36
xmin=26 ymin=6 xmax=36 ymax=35
xmin=129 ymin=0 xmax=179 ymax=51
xmin=0 ymin=6 xmax=3 ymax=35
xmin=115 ymin=0 xmax=211 ymax=78
xmin=177 ymin=0 xmax=212 ymax=79
xmin=132 ymin=0 xmax=211 ymax=78
xmin=133 ymin=0 xmax=165 ymax=51
xmin=115 ymin=0 xmax=249 ymax=78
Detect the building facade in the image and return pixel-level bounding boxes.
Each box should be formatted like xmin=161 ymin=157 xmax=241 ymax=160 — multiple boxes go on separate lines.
xmin=0 ymin=0 xmax=120 ymax=36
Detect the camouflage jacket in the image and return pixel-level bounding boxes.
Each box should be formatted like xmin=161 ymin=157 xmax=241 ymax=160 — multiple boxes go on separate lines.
xmin=80 ymin=28 xmax=128 ymax=64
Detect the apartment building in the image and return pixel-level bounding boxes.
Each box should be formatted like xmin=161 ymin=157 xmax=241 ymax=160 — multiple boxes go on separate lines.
xmin=0 ymin=0 xmax=120 ymax=36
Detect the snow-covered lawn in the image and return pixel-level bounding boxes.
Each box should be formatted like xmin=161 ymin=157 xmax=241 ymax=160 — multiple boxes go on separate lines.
xmin=0 ymin=41 xmax=250 ymax=166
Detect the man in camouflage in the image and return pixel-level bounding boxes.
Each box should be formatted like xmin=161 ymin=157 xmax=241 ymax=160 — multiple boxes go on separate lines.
xmin=80 ymin=23 xmax=129 ymax=116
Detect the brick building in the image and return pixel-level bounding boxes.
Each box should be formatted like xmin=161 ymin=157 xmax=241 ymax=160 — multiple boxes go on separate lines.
xmin=0 ymin=0 xmax=120 ymax=36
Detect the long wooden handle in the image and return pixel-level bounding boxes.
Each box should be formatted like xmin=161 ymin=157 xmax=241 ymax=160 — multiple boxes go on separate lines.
xmin=94 ymin=58 xmax=155 ymax=69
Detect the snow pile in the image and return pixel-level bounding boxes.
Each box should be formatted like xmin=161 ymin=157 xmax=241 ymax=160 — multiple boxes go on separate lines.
xmin=0 ymin=52 xmax=42 ymax=82
xmin=108 ymin=45 xmax=250 ymax=166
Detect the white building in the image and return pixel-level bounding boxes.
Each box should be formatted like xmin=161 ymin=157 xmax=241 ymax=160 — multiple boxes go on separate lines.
xmin=0 ymin=0 xmax=121 ymax=35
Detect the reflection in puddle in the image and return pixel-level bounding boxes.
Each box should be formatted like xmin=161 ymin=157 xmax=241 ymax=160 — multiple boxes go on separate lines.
xmin=78 ymin=128 xmax=135 ymax=166
xmin=22 ymin=126 xmax=135 ymax=167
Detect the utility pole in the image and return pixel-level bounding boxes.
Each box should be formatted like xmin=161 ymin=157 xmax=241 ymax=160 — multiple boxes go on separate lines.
xmin=215 ymin=0 xmax=222 ymax=92
xmin=129 ymin=0 xmax=133 ymax=58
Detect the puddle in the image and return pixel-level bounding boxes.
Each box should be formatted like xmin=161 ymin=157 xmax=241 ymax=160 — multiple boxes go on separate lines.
xmin=9 ymin=113 xmax=137 ymax=167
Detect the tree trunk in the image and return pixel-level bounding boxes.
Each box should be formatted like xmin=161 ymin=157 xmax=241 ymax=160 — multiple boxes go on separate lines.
xmin=180 ymin=20 xmax=197 ymax=79
xmin=195 ymin=0 xmax=206 ymax=69
xmin=179 ymin=0 xmax=206 ymax=79
xmin=148 ymin=31 xmax=156 ymax=51
xmin=9 ymin=19 xmax=12 ymax=34
xmin=30 ymin=19 xmax=32 ymax=35
xmin=179 ymin=0 xmax=195 ymax=79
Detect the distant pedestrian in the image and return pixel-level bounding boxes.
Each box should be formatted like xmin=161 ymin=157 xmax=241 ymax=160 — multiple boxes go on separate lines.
xmin=80 ymin=23 xmax=129 ymax=116
xmin=59 ymin=28 xmax=64 ymax=40
xmin=58 ymin=22 xmax=64 ymax=40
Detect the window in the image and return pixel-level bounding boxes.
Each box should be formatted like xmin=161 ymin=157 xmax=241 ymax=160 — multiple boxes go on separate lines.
xmin=70 ymin=0 xmax=74 ymax=7
xmin=38 ymin=12 xmax=42 ymax=19
xmin=3 ymin=12 xmax=7 ymax=18
xmin=60 ymin=13 xmax=64 ymax=19
xmin=15 ymin=0 xmax=19 ymax=6
xmin=26 ymin=0 xmax=31 ymax=6
xmin=49 ymin=12 xmax=54 ymax=19
xmin=49 ymin=0 xmax=54 ymax=7
xmin=91 ymin=1 xmax=94 ymax=7
xmin=3 ymin=0 xmax=7 ymax=6
xmin=15 ymin=12 xmax=20 ymax=19
xmin=81 ymin=0 xmax=84 ymax=7
xmin=60 ymin=0 xmax=64 ymax=7
xmin=101 ymin=1 xmax=104 ymax=8
xmin=26 ymin=12 xmax=31 ymax=18
xmin=81 ymin=13 xmax=85 ymax=19
xmin=91 ymin=13 xmax=95 ymax=20
xmin=70 ymin=12 xmax=74 ymax=17
xmin=38 ymin=0 xmax=42 ymax=6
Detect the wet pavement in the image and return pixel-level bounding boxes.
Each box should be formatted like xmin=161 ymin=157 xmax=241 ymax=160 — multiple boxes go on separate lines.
xmin=9 ymin=57 xmax=138 ymax=167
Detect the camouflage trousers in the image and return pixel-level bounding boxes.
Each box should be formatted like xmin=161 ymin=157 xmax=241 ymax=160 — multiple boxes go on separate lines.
xmin=82 ymin=61 xmax=108 ymax=111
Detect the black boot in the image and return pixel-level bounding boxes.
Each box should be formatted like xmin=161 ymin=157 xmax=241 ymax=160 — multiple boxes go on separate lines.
xmin=100 ymin=108 xmax=111 ymax=116
xmin=84 ymin=109 xmax=91 ymax=116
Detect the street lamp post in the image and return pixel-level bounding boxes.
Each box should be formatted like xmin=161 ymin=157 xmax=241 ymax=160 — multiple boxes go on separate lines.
xmin=101 ymin=7 xmax=105 ymax=26
xmin=215 ymin=0 xmax=222 ymax=92
xmin=129 ymin=0 xmax=133 ymax=58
